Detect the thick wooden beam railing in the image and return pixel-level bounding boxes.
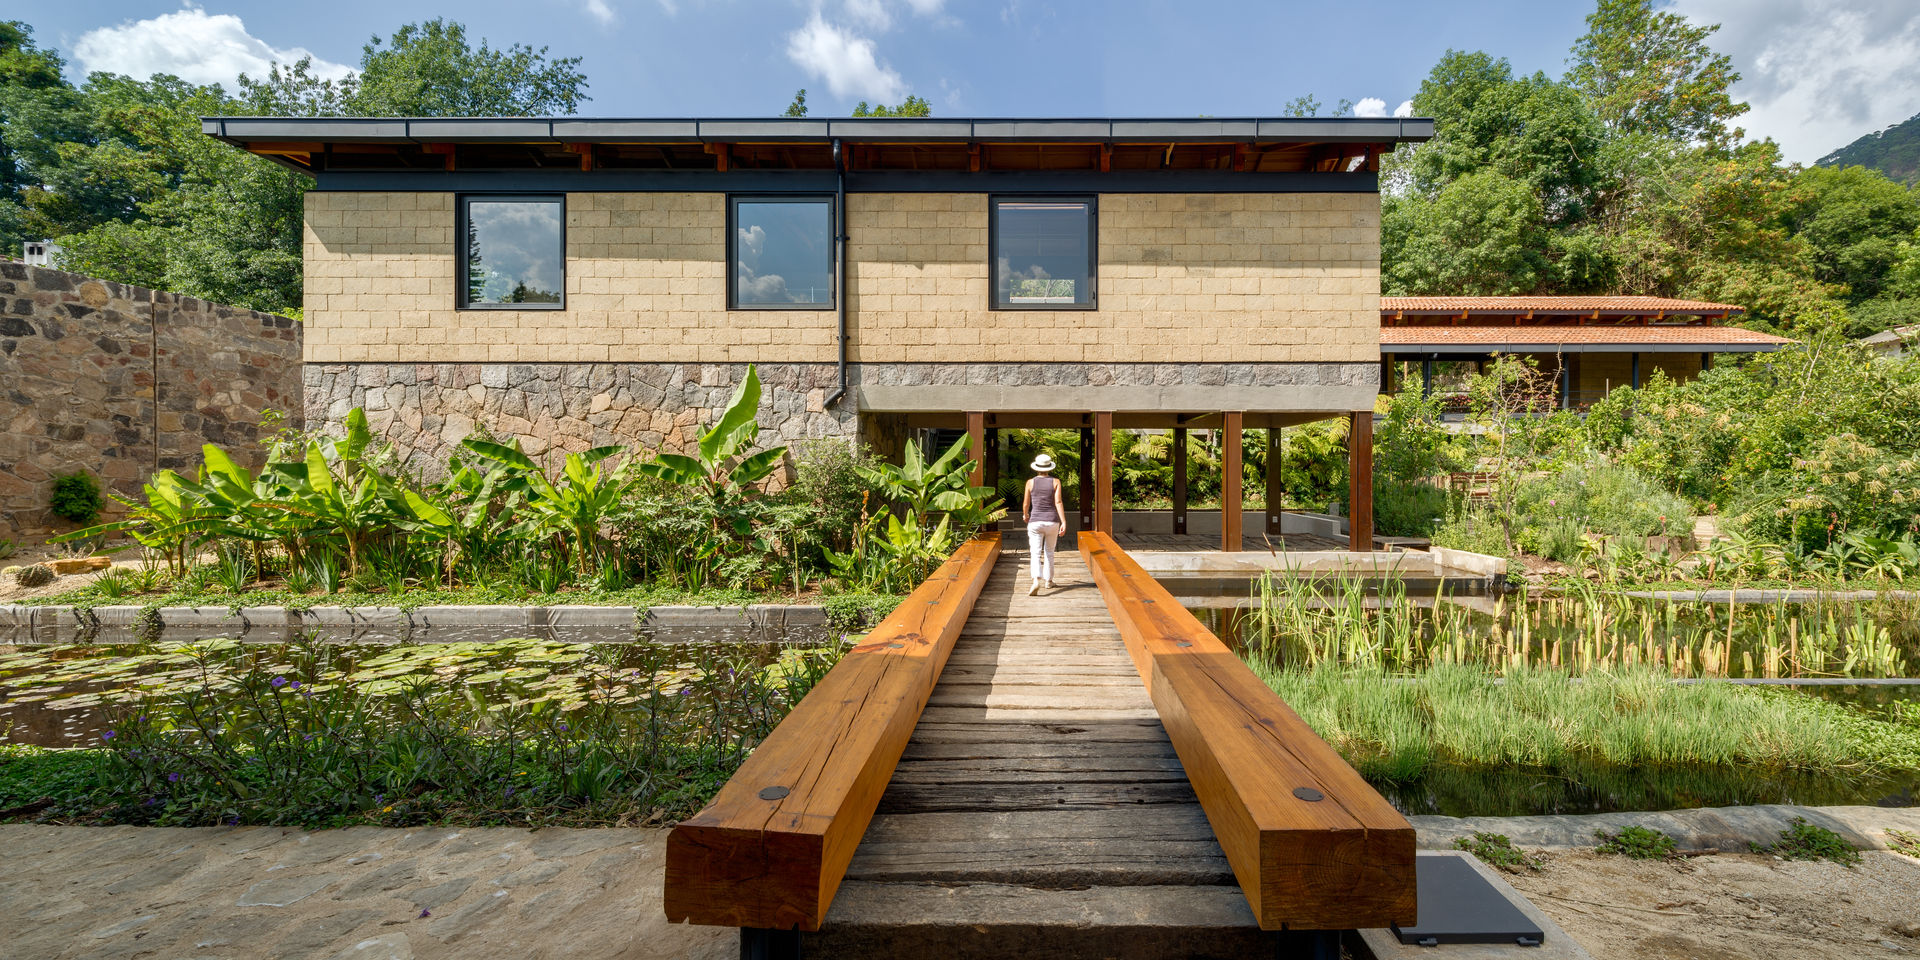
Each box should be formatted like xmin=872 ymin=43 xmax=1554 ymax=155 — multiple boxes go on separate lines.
xmin=1079 ymin=531 xmax=1416 ymax=931
xmin=664 ymin=533 xmax=1001 ymax=932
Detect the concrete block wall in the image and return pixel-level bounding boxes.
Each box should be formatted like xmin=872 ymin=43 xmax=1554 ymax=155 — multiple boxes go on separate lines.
xmin=303 ymin=191 xmax=1381 ymax=367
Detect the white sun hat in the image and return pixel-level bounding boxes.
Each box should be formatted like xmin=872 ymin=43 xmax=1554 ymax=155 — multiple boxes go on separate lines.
xmin=1030 ymin=454 xmax=1057 ymax=472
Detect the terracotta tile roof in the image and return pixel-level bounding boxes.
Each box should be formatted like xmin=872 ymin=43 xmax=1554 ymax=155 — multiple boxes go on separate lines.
xmin=1381 ymin=325 xmax=1793 ymax=348
xmin=1382 ymin=295 xmax=1743 ymax=317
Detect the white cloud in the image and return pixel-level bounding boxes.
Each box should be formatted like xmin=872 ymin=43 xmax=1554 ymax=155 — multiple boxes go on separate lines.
xmin=73 ymin=3 xmax=353 ymax=87
xmin=840 ymin=0 xmax=947 ymax=32
xmin=785 ymin=12 xmax=906 ymax=103
xmin=1392 ymin=99 xmax=1414 ymax=118
xmin=1352 ymin=97 xmax=1388 ymax=118
xmin=585 ymin=0 xmax=617 ymax=24
xmin=1669 ymin=0 xmax=1920 ymax=163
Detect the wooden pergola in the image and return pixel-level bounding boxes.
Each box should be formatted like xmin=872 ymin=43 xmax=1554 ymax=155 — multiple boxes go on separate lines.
xmin=948 ymin=410 xmax=1374 ymax=552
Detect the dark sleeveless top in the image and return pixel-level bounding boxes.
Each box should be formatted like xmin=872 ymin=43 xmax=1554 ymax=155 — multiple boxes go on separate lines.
xmin=1029 ymin=476 xmax=1061 ymax=524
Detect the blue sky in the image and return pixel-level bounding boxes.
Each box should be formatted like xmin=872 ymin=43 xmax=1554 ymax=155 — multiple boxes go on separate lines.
xmin=25 ymin=1 xmax=1920 ymax=163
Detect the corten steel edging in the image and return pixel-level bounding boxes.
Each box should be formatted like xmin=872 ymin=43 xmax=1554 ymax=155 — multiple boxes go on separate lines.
xmin=663 ymin=533 xmax=1000 ymax=932
xmin=1078 ymin=532 xmax=1417 ymax=931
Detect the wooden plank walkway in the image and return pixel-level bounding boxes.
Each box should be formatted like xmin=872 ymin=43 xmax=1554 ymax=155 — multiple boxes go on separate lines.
xmin=801 ymin=548 xmax=1283 ymax=957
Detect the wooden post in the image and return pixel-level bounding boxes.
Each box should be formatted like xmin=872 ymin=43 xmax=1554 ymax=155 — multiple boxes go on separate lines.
xmin=1078 ymin=427 xmax=1095 ymax=533
xmin=1222 ymin=412 xmax=1243 ymax=552
xmin=1630 ymin=352 xmax=1641 ymax=390
xmin=966 ymin=411 xmax=985 ymax=488
xmin=1348 ymin=411 xmax=1373 ymax=553
xmin=1265 ymin=426 xmax=1283 ymax=536
xmin=1094 ymin=412 xmax=1114 ymax=535
xmin=1172 ymin=426 xmax=1189 ymax=536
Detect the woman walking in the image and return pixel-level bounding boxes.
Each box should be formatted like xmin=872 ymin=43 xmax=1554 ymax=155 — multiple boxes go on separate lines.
xmin=1022 ymin=454 xmax=1067 ymax=595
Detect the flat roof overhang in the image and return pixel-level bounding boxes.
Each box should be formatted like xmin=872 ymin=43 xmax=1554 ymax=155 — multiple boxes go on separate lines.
xmin=200 ymin=115 xmax=1435 ymax=182
xmin=202 ymin=115 xmax=1436 ymax=146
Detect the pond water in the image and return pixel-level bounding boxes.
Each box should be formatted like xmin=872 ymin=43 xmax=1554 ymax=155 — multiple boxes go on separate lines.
xmin=0 ymin=639 xmax=838 ymax=748
xmin=1374 ymin=740 xmax=1920 ymax=818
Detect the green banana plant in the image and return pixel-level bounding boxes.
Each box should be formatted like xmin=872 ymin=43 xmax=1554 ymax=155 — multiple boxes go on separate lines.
xmin=856 ymin=434 xmax=1005 ymax=531
xmin=462 ymin=439 xmax=630 ymax=577
xmin=636 ymin=364 xmax=788 ymax=499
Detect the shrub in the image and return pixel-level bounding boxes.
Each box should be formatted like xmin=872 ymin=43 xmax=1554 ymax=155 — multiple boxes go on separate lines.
xmin=1595 ymin=825 xmax=1678 ymax=860
xmin=49 ymin=471 xmax=102 ymax=525
xmin=1756 ymin=817 xmax=1861 ymax=866
xmin=1453 ymin=831 xmax=1544 ymax=872
xmin=821 ymin=591 xmax=904 ymax=635
xmin=1510 ymin=460 xmax=1692 ymax=562
xmin=1374 ymin=481 xmax=1456 ymax=538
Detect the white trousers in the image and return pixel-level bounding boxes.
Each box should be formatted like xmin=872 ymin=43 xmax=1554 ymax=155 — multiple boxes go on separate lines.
xmin=1026 ymin=521 xmax=1061 ymax=582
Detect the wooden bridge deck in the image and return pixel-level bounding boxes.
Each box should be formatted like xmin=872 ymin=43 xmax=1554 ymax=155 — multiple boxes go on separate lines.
xmin=667 ymin=534 xmax=1413 ymax=958
xmin=804 ymin=549 xmax=1271 ymax=956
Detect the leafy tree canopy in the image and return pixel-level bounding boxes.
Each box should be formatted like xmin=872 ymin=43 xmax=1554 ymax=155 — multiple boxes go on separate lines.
xmin=852 ymin=94 xmax=930 ymax=117
xmin=1566 ymin=0 xmax=1747 ymax=146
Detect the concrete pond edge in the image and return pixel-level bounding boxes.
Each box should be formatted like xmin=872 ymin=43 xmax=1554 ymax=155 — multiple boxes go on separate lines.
xmin=1412 ymin=803 xmax=1920 ymax=856
xmin=0 ymin=602 xmax=834 ymax=645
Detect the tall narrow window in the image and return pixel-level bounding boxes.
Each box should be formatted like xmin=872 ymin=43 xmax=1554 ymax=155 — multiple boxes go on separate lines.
xmin=729 ymin=196 xmax=835 ymax=309
xmin=459 ymin=195 xmax=564 ymax=309
xmin=991 ymin=197 xmax=1096 ymax=310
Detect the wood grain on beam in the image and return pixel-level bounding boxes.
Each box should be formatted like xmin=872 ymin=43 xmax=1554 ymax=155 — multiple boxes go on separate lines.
xmin=1079 ymin=533 xmax=1416 ymax=930
xmin=664 ymin=535 xmax=1002 ymax=931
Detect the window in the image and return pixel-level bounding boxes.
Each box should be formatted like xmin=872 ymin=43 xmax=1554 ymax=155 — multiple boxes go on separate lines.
xmin=991 ymin=197 xmax=1096 ymax=310
xmin=459 ymin=195 xmax=564 ymax=309
xmin=729 ymin=196 xmax=835 ymax=309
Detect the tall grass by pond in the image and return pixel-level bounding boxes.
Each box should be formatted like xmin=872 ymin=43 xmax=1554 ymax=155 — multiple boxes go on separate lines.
xmin=1238 ymin=573 xmax=1917 ymax=678
xmin=1252 ymin=662 xmax=1920 ymax=815
xmin=0 ymin=637 xmax=842 ymax=827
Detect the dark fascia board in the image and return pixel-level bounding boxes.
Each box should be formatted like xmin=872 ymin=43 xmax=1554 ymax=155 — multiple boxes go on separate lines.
xmin=201 ymin=115 xmax=1438 ymax=146
xmin=1382 ymin=343 xmax=1784 ymax=355
xmin=551 ymin=119 xmax=700 ymax=139
xmin=312 ymin=168 xmax=1380 ymax=194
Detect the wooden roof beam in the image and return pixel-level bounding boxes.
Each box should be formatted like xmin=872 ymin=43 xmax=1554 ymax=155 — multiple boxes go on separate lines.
xmin=704 ymin=141 xmax=731 ymax=172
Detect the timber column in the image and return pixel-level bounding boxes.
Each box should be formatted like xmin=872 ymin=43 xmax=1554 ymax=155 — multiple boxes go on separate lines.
xmin=1093 ymin=412 xmax=1114 ymax=534
xmin=1221 ymin=412 xmax=1243 ymax=552
xmin=1348 ymin=410 xmax=1373 ymax=552
xmin=966 ymin=411 xmax=986 ymax=488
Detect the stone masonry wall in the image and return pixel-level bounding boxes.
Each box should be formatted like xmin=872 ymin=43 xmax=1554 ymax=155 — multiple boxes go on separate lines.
xmin=303 ymin=362 xmax=853 ymax=476
xmin=0 ymin=263 xmax=302 ymax=541
xmin=303 ymin=191 xmax=1379 ymax=367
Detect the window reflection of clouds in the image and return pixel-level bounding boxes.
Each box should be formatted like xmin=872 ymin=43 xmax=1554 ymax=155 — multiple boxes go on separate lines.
xmin=734 ymin=200 xmax=832 ymax=306
xmin=468 ymin=200 xmax=563 ymax=304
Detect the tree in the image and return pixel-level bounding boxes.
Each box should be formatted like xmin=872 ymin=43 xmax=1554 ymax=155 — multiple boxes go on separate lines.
xmin=17 ymin=18 xmax=591 ymax=315
xmin=1384 ymin=170 xmax=1554 ymax=295
xmin=1395 ymin=50 xmax=1608 ymax=226
xmin=784 ymin=88 xmax=807 ymax=117
xmin=1783 ymin=165 xmax=1920 ymax=305
xmin=852 ymin=95 xmax=930 ymax=118
xmin=348 ymin=19 xmax=590 ymax=116
xmin=1567 ymin=0 xmax=1747 ymax=147
xmin=1280 ymin=94 xmax=1353 ymax=118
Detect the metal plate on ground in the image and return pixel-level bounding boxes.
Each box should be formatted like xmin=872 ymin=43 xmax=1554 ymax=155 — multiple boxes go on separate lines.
xmin=1392 ymin=854 xmax=1545 ymax=946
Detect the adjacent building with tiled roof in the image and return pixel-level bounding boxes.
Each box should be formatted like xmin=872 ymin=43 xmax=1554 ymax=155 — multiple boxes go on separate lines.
xmin=1378 ymin=295 xmax=1789 ymax=408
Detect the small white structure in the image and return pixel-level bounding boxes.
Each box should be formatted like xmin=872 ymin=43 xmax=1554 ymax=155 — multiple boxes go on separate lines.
xmin=20 ymin=240 xmax=60 ymax=266
xmin=1860 ymin=324 xmax=1919 ymax=359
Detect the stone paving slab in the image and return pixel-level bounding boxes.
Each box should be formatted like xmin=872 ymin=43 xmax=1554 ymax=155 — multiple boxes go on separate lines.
xmin=0 ymin=825 xmax=732 ymax=960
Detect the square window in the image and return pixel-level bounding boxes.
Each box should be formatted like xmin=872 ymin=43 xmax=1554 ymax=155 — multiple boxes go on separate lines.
xmin=459 ymin=195 xmax=565 ymax=309
xmin=991 ymin=197 xmax=1096 ymax=310
xmin=730 ymin=197 xmax=836 ymax=310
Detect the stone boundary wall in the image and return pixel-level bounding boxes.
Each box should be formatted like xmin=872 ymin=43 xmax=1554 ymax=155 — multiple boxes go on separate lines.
xmin=0 ymin=263 xmax=302 ymax=541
